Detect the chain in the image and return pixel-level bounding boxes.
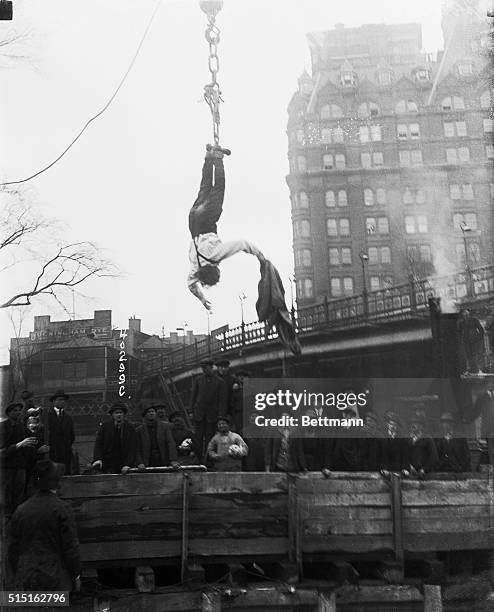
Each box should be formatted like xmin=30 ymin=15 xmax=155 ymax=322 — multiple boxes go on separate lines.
xmin=201 ymin=3 xmax=223 ymax=145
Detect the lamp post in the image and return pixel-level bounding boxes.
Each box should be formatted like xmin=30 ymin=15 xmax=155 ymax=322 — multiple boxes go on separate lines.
xmin=460 ymin=223 xmax=474 ymax=298
xmin=359 ymin=251 xmax=369 ymax=317
xmin=289 ymin=275 xmax=296 ymax=324
xmin=176 ymin=322 xmax=188 ymax=364
xmin=239 ymin=292 xmax=246 ymax=346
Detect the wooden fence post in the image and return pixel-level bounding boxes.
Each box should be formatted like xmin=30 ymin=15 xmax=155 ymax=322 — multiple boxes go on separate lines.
xmin=318 ymin=592 xmax=336 ymax=612
xmin=181 ymin=473 xmax=190 ymax=584
xmin=288 ymin=474 xmax=302 ymax=579
xmin=424 ymin=584 xmax=442 ymax=612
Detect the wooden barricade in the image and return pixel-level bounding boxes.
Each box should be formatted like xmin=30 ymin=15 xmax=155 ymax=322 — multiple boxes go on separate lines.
xmin=59 ymin=471 xmax=494 ymax=571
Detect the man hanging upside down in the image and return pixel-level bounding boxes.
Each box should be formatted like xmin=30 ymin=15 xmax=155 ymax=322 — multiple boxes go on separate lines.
xmin=188 ymin=145 xmax=264 ymax=310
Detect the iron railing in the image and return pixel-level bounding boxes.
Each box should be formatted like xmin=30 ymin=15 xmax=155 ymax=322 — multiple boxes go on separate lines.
xmin=143 ymin=264 xmax=494 ymax=376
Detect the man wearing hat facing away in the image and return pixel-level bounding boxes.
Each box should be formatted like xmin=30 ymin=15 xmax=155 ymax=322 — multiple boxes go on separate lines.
xmin=92 ymin=403 xmax=137 ymax=474
xmin=435 ymin=412 xmax=470 ymax=472
xmin=8 ymin=459 xmax=81 ymax=593
xmin=45 ymin=389 xmax=75 ymax=474
xmin=191 ymin=360 xmax=227 ymax=461
xmin=136 ymin=406 xmax=179 ymax=469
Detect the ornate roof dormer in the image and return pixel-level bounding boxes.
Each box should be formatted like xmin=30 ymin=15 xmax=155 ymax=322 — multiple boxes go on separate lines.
xmin=375 ymin=59 xmax=394 ymax=86
xmin=340 ymin=59 xmax=357 ymax=87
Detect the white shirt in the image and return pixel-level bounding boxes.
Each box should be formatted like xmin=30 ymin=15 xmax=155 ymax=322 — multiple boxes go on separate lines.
xmin=187 ymin=233 xmax=262 ymax=308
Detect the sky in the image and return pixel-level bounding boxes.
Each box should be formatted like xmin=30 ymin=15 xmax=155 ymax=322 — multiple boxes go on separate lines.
xmin=0 ymin=0 xmax=446 ymax=364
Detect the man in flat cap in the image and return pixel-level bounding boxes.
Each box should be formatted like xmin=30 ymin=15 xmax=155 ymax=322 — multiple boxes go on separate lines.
xmin=136 ymin=406 xmax=178 ymax=469
xmin=45 ymin=389 xmax=75 ymax=474
xmin=207 ymin=415 xmax=248 ymax=472
xmin=92 ymin=403 xmax=137 ymax=474
xmin=191 ymin=360 xmax=227 ymax=461
xmin=435 ymin=412 xmax=470 ymax=472
xmin=8 ymin=459 xmax=81 ymax=593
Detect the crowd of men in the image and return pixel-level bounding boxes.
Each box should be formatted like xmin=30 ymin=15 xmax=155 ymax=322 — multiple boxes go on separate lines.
xmin=1 ymin=361 xmax=490 ymax=595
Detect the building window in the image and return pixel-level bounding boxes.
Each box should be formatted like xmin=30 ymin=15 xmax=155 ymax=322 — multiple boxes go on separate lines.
xmin=343 ymin=277 xmax=354 ymax=295
xmin=341 ymin=247 xmax=352 ymax=264
xmin=358 ymin=101 xmax=380 ymax=118
xmin=397 ymin=124 xmax=408 ymax=140
xmin=63 ymin=362 xmax=87 ymax=379
xmin=295 ymin=249 xmax=312 ymax=267
xmin=327 ymin=218 xmax=337 ymax=236
xmin=341 ymin=71 xmax=357 ymax=87
xmin=377 ymin=217 xmax=389 ymax=234
xmin=463 ymin=184 xmax=474 ymax=200
xmin=397 ymin=123 xmax=420 ymax=139
xmin=415 ymin=68 xmax=430 ymax=82
xmin=395 ymin=99 xmax=418 ymax=114
xmin=360 ymin=125 xmax=382 ymax=143
xmin=486 ymin=144 xmax=494 ymax=159
xmin=331 ymin=278 xmax=342 ymax=296
xmin=373 ymin=152 xmax=384 ymax=167
xmin=329 ymin=248 xmax=340 ymax=266
xmin=457 ymin=62 xmax=473 ymax=76
xmin=370 ymin=276 xmax=380 ymax=291
xmin=456 ymin=242 xmax=481 ymax=266
xmin=297 ymin=155 xmax=307 ymax=172
xmin=325 ymin=190 xmax=336 ymax=207
xmin=368 ymin=247 xmax=378 ymax=264
xmin=451 ymin=184 xmax=474 ymax=201
xmin=419 ymin=245 xmax=432 ymax=263
xmin=333 ymin=126 xmax=344 ymax=143
xmin=294 ymin=219 xmax=311 ymax=238
xmin=441 ymin=96 xmax=465 ymax=111
xmin=403 ymin=189 xmax=414 ymax=204
xmin=381 ymin=246 xmax=391 ymax=264
xmin=450 ymin=184 xmax=461 ymax=200
xmin=360 ymin=126 xmax=370 ymax=143
xmin=480 ymin=91 xmax=491 ymax=109
xmin=399 ymin=150 xmax=422 ymax=166
xmin=320 ymin=104 xmax=343 ymax=119
xmin=405 ymin=216 xmax=416 ymax=234
xmin=405 ymin=215 xmax=428 ymax=234
xmin=417 ymin=215 xmax=428 ymax=233
xmin=416 ymin=188 xmax=425 ymax=204
xmin=298 ymin=191 xmax=309 ymax=208
xmin=297 ymin=279 xmax=314 ymax=299
xmin=364 ymin=189 xmax=374 ymax=206
xmin=458 ymin=147 xmax=470 ymax=162
xmin=366 ymin=218 xmax=376 ymax=234
xmin=403 ymin=188 xmax=425 ymax=204
xmin=378 ymin=70 xmax=392 ymax=86
xmin=483 ymin=118 xmax=493 ymax=133
xmin=444 ymin=121 xmax=467 ymax=137
xmin=446 ymin=147 xmax=470 ymax=164
xmin=327 ymin=218 xmax=349 ymax=237
xmin=376 ymin=188 xmax=386 ymax=204
xmin=361 ymin=153 xmax=371 ymax=168
xmin=335 ymin=154 xmax=346 ymax=169
xmin=321 ymin=128 xmax=332 ymax=143
xmin=454 ymin=212 xmax=478 ymax=231
xmin=323 ymin=154 xmax=333 ymax=170
xmin=338 ymin=190 xmax=348 ymax=207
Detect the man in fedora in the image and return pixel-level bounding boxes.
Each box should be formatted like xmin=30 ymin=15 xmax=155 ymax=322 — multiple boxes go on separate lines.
xmin=45 ymin=389 xmax=75 ymax=475
xmin=92 ymin=403 xmax=137 ymax=474
xmin=191 ymin=359 xmax=227 ymax=461
xmin=435 ymin=412 xmax=470 ymax=472
xmin=136 ymin=406 xmax=178 ymax=469
xmin=8 ymin=459 xmax=81 ymax=593
xmin=403 ymin=413 xmax=439 ymax=477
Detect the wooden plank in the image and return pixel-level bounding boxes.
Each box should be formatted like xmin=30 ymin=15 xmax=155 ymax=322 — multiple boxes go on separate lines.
xmin=404 ymin=517 xmax=491 ymax=533
xmin=296 ymin=479 xmax=390 ymax=494
xmin=61 ymin=473 xmax=183 ymax=498
xmin=80 ymin=539 xmax=182 ymax=562
xmin=401 ymin=479 xmax=489 ymax=493
xmin=202 ymin=591 xmax=221 ymax=612
xmin=303 ymin=535 xmax=394 ymax=554
xmin=299 ymin=493 xmax=391 ymax=506
xmin=188 ymin=472 xmax=288 ymax=492
xmin=424 ymin=584 xmax=442 ymax=612
xmin=404 ymin=531 xmax=491 ymax=551
xmin=308 ymin=506 xmax=392 ymax=521
xmin=402 ymin=491 xmax=489 ymax=506
xmin=318 ymin=592 xmax=336 ymax=612
xmin=68 ymin=495 xmax=183 ymax=513
xmin=303 ymin=519 xmax=392 ymax=536
xmin=403 ymin=505 xmax=489 ymax=520
xmin=189 ymin=537 xmax=289 ymax=557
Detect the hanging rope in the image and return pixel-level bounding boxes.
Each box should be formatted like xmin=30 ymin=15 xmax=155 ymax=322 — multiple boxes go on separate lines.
xmin=200 ymin=0 xmax=224 ymax=145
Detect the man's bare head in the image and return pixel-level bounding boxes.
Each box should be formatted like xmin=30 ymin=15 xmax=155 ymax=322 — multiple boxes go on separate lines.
xmin=198 ymin=265 xmax=220 ymax=287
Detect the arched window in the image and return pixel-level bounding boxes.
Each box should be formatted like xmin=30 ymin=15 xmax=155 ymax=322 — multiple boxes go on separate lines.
xmin=325 ymin=190 xmax=336 ymax=207
xmin=376 ymin=188 xmax=386 ymax=205
xmin=357 ymin=101 xmax=380 ymax=119
xmin=395 ymin=99 xmax=418 ymax=114
xmin=441 ymin=96 xmax=465 ymax=111
xmin=338 ymin=190 xmax=348 ymax=207
xmin=298 ymin=191 xmax=309 ymax=208
xmin=320 ymin=104 xmax=343 ymax=120
xmin=300 ymin=220 xmax=311 ymax=237
xmin=480 ymin=91 xmax=491 ymax=109
xmin=323 ymin=154 xmax=334 ymax=170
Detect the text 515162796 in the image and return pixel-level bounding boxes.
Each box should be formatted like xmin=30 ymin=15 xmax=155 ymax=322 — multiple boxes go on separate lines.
xmin=0 ymin=592 xmax=69 ymax=607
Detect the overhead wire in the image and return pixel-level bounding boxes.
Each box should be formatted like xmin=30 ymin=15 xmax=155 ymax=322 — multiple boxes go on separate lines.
xmin=0 ymin=0 xmax=163 ymax=187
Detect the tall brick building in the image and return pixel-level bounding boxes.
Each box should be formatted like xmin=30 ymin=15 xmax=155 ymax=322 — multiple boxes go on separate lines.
xmin=287 ymin=7 xmax=493 ymax=306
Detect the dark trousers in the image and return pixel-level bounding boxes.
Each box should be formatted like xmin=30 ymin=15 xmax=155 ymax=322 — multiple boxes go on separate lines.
xmin=194 ymin=420 xmax=216 ymax=463
xmin=2 ymin=467 xmax=26 ymax=516
xmin=189 ymin=158 xmax=225 ymax=238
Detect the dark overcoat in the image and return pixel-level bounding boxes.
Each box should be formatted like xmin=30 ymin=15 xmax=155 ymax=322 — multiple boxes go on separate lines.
xmin=435 ymin=437 xmax=471 ymax=472
xmin=8 ymin=490 xmax=81 ymax=591
xmin=44 ymin=408 xmax=75 ymax=475
xmin=191 ymin=374 xmax=227 ymax=423
xmin=92 ymin=420 xmax=137 ymax=473
xmin=136 ymin=421 xmax=178 ymax=466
